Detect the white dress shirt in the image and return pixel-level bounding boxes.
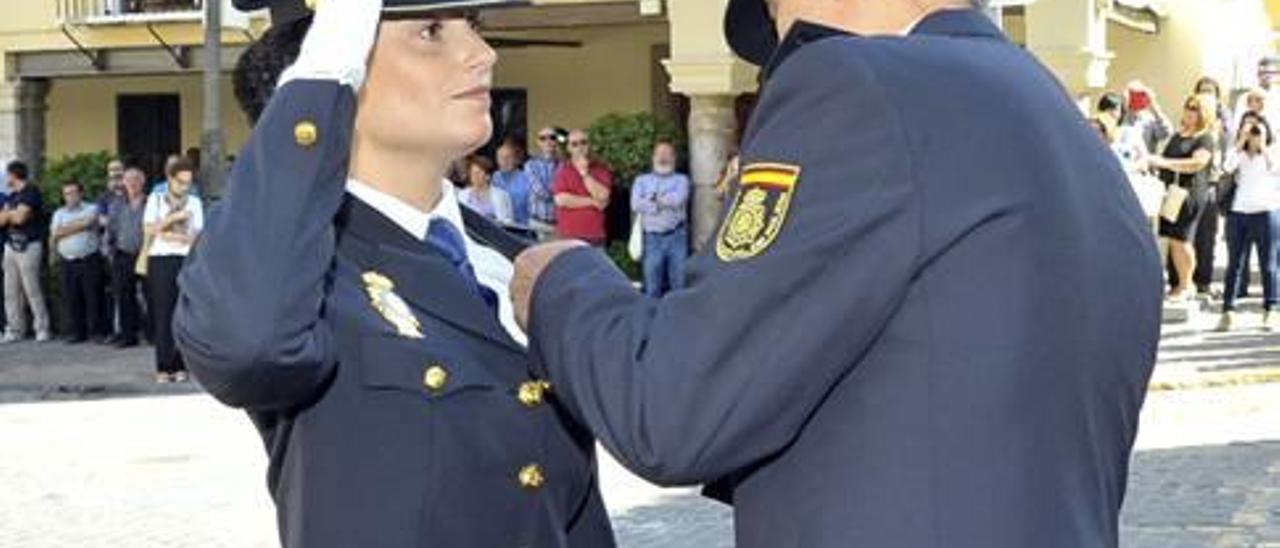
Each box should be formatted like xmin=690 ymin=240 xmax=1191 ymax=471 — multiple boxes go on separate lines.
xmin=1225 ymin=147 xmax=1280 ymax=214
xmin=346 ymin=179 xmax=526 ymax=345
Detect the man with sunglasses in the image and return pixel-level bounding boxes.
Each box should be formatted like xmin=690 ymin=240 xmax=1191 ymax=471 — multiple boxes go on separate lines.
xmin=526 ymin=127 xmax=563 ymax=240
xmin=552 ymin=129 xmax=612 ymax=246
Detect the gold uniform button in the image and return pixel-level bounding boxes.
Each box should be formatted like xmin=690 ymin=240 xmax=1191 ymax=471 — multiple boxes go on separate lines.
xmin=294 ymin=121 xmax=318 ymax=148
xmin=517 ymin=380 xmax=548 ymax=407
xmin=423 ymin=365 xmax=449 ymax=392
xmin=517 ymin=464 xmax=545 ymax=490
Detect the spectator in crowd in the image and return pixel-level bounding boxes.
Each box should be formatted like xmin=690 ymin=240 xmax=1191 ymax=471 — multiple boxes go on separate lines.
xmin=631 ymin=140 xmax=691 ymax=297
xmin=1233 ymin=58 xmax=1280 ymax=133
xmin=1217 ymin=112 xmax=1280 ymax=332
xmin=1192 ymin=78 xmax=1231 ymax=297
xmin=1149 ymin=95 xmax=1216 ymax=301
xmin=1093 ymin=117 xmax=1163 ymax=224
xmin=492 ymin=140 xmax=532 ymax=227
xmin=50 ymin=180 xmax=107 ymax=343
xmin=1097 ymin=92 xmax=1148 ymax=168
xmin=526 ymin=126 xmax=564 ymax=240
xmin=0 ymin=161 xmax=51 ymax=343
xmin=0 ymin=164 xmax=8 ymax=336
xmin=1124 ymin=81 xmax=1174 ymax=155
xmin=458 ymin=154 xmax=514 ymax=224
xmin=144 ymin=158 xmax=203 ymax=383
xmin=151 ymin=153 xmax=183 ymax=195
xmin=553 ymin=129 xmax=612 ymax=246
xmin=106 ymin=167 xmax=148 ymax=348
xmin=98 ymin=158 xmax=127 ymax=335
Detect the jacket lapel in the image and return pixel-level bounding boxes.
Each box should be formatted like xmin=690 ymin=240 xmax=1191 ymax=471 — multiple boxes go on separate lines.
xmin=338 ymin=196 xmax=524 ymax=355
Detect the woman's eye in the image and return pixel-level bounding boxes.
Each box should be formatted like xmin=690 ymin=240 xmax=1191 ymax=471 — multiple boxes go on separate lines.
xmin=419 ymin=21 xmax=444 ymax=41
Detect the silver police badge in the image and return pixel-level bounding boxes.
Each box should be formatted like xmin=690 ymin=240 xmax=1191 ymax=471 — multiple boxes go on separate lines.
xmin=362 ymin=271 xmax=423 ymax=339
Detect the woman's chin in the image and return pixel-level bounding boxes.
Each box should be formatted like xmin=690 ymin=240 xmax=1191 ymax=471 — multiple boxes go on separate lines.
xmin=453 ymin=123 xmax=494 ymax=155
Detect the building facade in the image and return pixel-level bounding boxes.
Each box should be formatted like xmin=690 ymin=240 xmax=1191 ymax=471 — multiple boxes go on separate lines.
xmin=1 ymin=0 xmax=1277 ymax=246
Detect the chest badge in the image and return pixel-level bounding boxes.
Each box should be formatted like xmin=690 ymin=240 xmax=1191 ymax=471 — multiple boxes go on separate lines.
xmin=716 ymin=162 xmax=801 ymax=262
xmin=362 ymin=271 xmax=423 ymax=339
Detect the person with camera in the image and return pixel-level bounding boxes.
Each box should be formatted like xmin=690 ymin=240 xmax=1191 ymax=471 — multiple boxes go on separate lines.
xmin=1215 ymin=112 xmax=1280 ymax=331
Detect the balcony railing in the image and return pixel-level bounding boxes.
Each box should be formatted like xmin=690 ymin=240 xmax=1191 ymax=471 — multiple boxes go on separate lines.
xmin=57 ymin=0 xmax=250 ymax=28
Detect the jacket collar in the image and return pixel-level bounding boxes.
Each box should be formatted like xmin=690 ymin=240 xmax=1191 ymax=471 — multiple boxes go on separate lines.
xmin=337 ymin=196 xmax=525 ymax=355
xmin=909 ymin=8 xmax=1005 ymax=39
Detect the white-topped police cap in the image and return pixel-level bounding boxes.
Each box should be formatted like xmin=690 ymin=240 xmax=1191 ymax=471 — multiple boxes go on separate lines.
xmin=233 ymin=0 xmax=530 ymax=24
xmin=724 ymin=0 xmax=777 ymax=66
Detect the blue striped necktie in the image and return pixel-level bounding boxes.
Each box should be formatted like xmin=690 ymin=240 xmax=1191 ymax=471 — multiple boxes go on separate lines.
xmin=426 ymin=219 xmax=500 ymax=316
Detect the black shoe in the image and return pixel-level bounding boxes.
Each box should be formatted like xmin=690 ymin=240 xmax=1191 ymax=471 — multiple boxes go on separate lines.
xmin=65 ymin=337 xmax=87 ymax=344
xmin=114 ymin=338 xmax=139 ymax=349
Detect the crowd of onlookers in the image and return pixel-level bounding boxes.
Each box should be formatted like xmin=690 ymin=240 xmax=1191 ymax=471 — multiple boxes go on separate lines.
xmin=0 ymin=125 xmax=701 ymax=381
xmin=452 ymin=126 xmax=696 ymax=298
xmin=1090 ymin=57 xmax=1280 ymax=332
xmin=0 ymin=154 xmax=204 ymax=383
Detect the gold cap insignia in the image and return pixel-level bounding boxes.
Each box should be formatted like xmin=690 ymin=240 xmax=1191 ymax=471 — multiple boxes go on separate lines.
xmin=362 ymin=271 xmax=423 ymax=339
xmin=716 ymin=162 xmax=802 ymax=262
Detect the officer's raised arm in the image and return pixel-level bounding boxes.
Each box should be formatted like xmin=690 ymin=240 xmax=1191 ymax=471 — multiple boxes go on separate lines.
xmin=517 ymin=39 xmax=918 ymax=485
xmin=174 ymin=0 xmax=382 ymax=411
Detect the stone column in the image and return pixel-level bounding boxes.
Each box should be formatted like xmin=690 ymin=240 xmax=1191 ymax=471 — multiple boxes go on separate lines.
xmin=664 ymin=0 xmax=758 ymax=251
xmin=18 ymin=79 xmax=51 ymax=178
xmin=684 ymin=94 xmax=737 ymax=251
xmin=0 ymin=78 xmax=52 ymax=176
xmin=1025 ymin=0 xmax=1113 ymax=95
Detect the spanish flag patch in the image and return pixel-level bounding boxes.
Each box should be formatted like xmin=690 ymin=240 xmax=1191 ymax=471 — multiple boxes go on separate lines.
xmin=716 ymin=162 xmax=802 ymax=262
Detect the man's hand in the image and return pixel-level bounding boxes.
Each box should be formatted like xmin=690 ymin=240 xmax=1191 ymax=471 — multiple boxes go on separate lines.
xmin=511 ymin=240 xmax=588 ymax=330
xmin=573 ymin=156 xmax=591 ymax=175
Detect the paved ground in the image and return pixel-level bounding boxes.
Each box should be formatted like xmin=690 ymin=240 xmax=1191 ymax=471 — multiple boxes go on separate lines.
xmin=2 ymin=294 xmax=1280 ymax=547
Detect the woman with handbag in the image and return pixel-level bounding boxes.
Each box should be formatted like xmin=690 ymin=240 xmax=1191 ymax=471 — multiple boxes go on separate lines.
xmin=143 ymin=158 xmax=203 ymax=383
xmin=1148 ymin=95 xmax=1215 ymax=301
xmin=1216 ymin=113 xmax=1280 ymax=331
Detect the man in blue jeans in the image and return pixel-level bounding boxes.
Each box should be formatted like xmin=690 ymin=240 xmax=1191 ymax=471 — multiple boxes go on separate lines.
xmin=631 ymin=141 xmax=690 ymax=297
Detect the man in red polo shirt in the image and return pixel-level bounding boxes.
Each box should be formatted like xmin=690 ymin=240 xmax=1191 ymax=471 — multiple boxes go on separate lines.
xmin=553 ymin=129 xmax=612 ymax=246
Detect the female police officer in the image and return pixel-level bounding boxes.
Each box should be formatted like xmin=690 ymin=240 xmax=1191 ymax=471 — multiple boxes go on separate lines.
xmin=173 ymin=0 xmax=614 ymax=546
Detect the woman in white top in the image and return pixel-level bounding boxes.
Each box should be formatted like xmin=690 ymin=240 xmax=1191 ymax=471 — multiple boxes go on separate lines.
xmin=144 ymin=158 xmax=204 ymax=382
xmin=457 ymin=154 xmax=513 ymax=224
xmin=1217 ymin=112 xmax=1280 ymax=331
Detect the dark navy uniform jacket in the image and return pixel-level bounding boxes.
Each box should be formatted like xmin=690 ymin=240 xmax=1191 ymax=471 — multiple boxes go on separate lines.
xmin=173 ymin=79 xmax=614 ymax=548
xmin=526 ymin=10 xmax=1161 ymax=548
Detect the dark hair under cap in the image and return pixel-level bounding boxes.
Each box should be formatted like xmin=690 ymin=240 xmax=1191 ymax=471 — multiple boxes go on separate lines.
xmin=233 ymin=16 xmax=312 ymax=123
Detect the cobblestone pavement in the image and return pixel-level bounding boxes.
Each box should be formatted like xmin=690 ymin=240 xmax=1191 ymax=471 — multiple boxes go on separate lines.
xmin=2 ymin=309 xmax=1280 ymax=547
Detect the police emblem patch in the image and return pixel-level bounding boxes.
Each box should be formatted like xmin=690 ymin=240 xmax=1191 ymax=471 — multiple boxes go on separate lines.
xmin=716 ymin=162 xmax=801 ymax=262
xmin=362 ymin=271 xmax=423 ymax=339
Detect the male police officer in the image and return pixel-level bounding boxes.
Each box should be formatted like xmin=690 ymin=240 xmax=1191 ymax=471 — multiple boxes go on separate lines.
xmin=511 ymin=0 xmax=1162 ymax=546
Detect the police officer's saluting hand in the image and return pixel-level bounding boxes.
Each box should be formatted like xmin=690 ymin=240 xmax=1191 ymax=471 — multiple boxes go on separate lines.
xmin=174 ymin=0 xmax=615 ymax=546
xmin=511 ymin=0 xmax=1162 ymax=547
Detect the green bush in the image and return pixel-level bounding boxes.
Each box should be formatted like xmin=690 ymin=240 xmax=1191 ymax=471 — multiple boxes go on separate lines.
xmin=586 ymin=113 xmax=683 ymax=190
xmin=42 ymin=151 xmax=115 ymax=208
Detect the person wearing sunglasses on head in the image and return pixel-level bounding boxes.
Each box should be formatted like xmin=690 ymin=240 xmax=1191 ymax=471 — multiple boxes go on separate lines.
xmin=173 ymin=1 xmax=614 ymax=546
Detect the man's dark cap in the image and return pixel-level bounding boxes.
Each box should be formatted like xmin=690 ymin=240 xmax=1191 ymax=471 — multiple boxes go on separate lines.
xmin=724 ymin=0 xmax=776 ymax=66
xmin=233 ymin=0 xmax=530 ymax=25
